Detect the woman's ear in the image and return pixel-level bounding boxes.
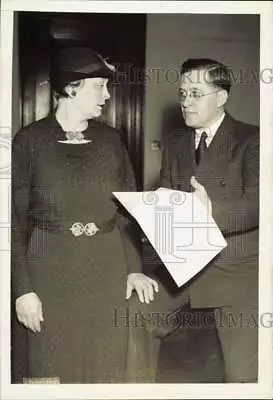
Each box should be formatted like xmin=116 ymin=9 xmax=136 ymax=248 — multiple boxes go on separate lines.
xmin=64 ymin=84 xmax=77 ymax=98
xmin=64 ymin=80 xmax=83 ymax=98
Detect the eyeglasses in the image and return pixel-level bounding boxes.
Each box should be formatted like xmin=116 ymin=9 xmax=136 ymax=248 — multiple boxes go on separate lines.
xmin=179 ymin=89 xmax=220 ymax=102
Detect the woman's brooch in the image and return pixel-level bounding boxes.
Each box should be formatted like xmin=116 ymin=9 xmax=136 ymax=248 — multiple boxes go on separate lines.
xmin=58 ymin=131 xmax=91 ymax=144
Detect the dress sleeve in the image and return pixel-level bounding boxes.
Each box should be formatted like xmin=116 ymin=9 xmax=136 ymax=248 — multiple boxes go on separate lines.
xmin=11 ymin=129 xmax=34 ymax=298
xmin=116 ymin=144 xmax=143 ymax=274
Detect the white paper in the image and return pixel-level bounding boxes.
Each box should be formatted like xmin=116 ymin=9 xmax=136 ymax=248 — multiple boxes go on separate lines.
xmin=113 ymin=188 xmax=227 ymax=287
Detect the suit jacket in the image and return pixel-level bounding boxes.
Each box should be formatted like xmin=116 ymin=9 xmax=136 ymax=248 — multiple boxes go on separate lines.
xmin=160 ymin=113 xmax=259 ymax=307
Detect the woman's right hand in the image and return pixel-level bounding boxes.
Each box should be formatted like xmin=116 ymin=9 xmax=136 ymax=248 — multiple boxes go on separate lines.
xmin=15 ymin=292 xmax=43 ymax=333
xmin=126 ymin=273 xmax=159 ymax=304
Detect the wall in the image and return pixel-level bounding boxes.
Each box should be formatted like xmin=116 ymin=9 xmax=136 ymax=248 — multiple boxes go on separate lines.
xmin=143 ymin=14 xmax=260 ymax=189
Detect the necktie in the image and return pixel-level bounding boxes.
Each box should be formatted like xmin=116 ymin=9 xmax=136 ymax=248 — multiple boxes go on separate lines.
xmin=195 ymin=131 xmax=208 ymax=165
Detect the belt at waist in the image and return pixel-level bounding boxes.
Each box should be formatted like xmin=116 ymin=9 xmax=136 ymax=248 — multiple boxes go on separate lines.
xmin=35 ymin=215 xmax=117 ymax=237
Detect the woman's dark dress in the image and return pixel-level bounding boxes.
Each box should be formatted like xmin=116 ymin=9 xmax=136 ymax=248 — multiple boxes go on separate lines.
xmin=11 ymin=115 xmax=141 ymax=383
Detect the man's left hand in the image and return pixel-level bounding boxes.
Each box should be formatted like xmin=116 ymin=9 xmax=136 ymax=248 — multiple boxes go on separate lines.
xmin=190 ymin=176 xmax=212 ymax=216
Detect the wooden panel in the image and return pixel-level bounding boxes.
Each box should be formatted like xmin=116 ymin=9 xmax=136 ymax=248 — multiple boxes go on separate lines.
xmin=100 ymin=72 xmax=144 ymax=189
xmin=20 ymin=13 xmax=51 ymax=127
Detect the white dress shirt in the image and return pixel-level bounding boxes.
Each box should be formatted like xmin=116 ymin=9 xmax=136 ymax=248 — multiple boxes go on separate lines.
xmin=195 ymin=112 xmax=225 ymax=149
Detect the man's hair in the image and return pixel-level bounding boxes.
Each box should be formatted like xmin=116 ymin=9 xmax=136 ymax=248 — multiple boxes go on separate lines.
xmin=181 ymin=58 xmax=231 ymax=93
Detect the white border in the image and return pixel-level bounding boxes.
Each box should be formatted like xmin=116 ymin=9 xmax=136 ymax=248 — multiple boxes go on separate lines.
xmin=0 ymin=0 xmax=268 ymax=14
xmin=1 ymin=1 xmax=273 ymax=399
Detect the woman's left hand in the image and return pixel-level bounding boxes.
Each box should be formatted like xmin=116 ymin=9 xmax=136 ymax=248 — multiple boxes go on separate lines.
xmin=126 ymin=273 xmax=159 ymax=304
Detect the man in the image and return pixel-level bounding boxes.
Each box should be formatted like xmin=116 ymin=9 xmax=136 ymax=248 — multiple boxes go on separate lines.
xmin=126 ymin=58 xmax=259 ymax=383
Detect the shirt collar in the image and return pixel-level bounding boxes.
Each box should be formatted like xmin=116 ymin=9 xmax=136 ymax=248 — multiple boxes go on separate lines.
xmin=195 ymin=112 xmax=225 ymax=148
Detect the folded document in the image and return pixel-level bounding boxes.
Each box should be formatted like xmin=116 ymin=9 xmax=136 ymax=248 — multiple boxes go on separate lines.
xmin=113 ymin=188 xmax=227 ymax=287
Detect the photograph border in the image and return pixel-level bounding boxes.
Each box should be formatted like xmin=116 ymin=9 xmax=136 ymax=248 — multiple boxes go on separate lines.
xmin=1 ymin=1 xmax=273 ymax=399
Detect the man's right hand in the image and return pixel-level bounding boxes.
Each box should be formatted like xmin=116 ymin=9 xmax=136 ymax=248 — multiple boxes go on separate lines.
xmin=16 ymin=292 xmax=43 ymax=333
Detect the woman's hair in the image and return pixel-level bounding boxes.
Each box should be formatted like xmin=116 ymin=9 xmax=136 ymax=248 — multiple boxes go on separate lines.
xmin=180 ymin=58 xmax=232 ymax=94
xmin=52 ymin=78 xmax=83 ymax=99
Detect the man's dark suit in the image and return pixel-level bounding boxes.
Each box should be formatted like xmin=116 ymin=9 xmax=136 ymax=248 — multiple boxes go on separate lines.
xmin=161 ymin=112 xmax=259 ymax=309
xmin=127 ymin=113 xmax=259 ymax=383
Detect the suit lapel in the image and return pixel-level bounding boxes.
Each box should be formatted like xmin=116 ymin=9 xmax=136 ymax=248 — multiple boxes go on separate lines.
xmin=195 ymin=113 xmax=238 ymax=179
xmin=169 ymin=114 xmax=239 ymax=189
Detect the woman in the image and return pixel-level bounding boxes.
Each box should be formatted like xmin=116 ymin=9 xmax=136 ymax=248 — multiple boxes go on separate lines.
xmin=11 ymin=46 xmax=158 ymax=383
